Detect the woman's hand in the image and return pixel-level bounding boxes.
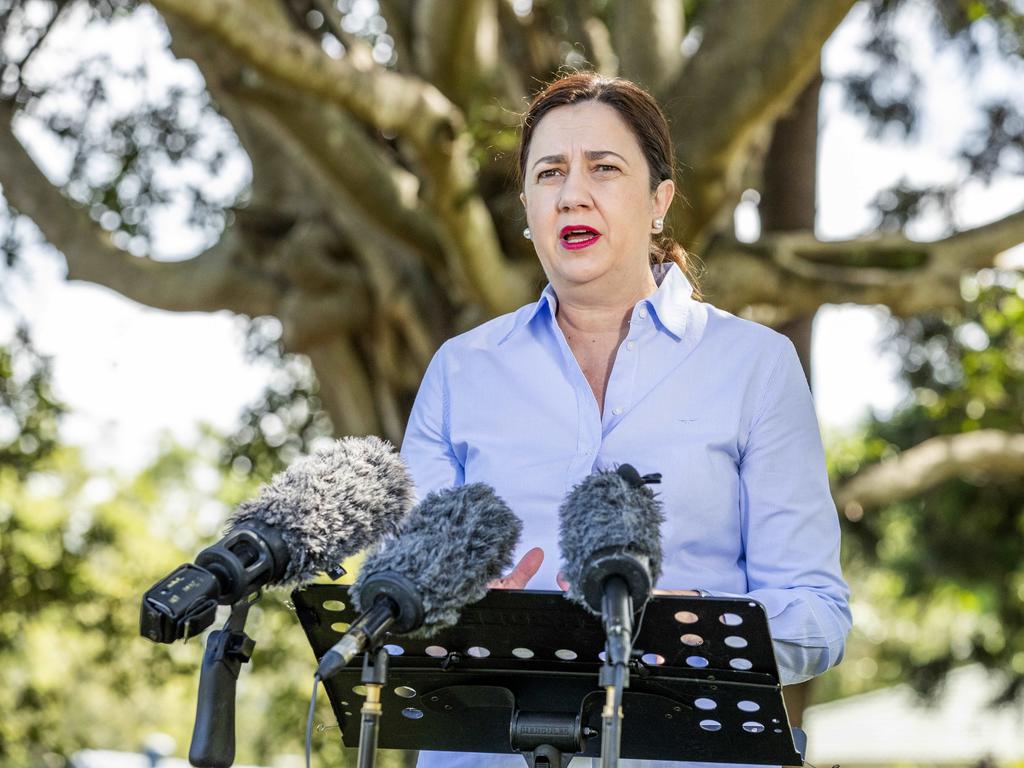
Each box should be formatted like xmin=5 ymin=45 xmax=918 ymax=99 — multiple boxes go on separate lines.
xmin=489 ymin=552 xmax=702 ymax=596
xmin=488 ymin=547 xmax=544 ymax=589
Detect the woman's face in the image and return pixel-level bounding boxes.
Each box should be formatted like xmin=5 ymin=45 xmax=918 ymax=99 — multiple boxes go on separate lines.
xmin=521 ymin=100 xmax=674 ymax=293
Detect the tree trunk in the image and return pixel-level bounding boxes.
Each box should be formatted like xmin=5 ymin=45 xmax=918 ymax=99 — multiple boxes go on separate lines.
xmin=760 ymin=68 xmax=824 ymax=730
xmin=761 ymin=70 xmax=823 ymax=384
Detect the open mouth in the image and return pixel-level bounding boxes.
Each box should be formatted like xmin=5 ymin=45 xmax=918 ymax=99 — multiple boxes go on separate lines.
xmin=560 ymin=226 xmax=601 ymax=250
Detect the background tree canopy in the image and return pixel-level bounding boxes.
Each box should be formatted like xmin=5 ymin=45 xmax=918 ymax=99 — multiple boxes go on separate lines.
xmin=1 ymin=0 xmax=1023 ymax=765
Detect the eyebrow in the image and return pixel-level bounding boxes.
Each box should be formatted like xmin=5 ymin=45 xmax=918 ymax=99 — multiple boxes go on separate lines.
xmin=531 ymin=150 xmax=630 ymax=170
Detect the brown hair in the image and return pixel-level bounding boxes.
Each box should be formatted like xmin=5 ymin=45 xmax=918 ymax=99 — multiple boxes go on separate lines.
xmin=517 ymin=72 xmax=700 ymax=295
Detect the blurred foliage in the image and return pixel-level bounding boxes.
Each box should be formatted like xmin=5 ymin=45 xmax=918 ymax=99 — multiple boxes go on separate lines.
xmin=854 ymin=0 xmax=1024 ymax=230
xmin=0 ymin=332 xmax=408 ymax=766
xmin=222 ymin=316 xmax=336 ymax=483
xmin=1 ymin=0 xmax=239 ymax=265
xmin=820 ymin=269 xmax=1024 ymax=704
xmin=0 ymin=326 xmax=64 ymax=477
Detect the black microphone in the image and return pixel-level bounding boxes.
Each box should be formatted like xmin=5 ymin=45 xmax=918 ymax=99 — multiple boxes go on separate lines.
xmin=316 ymin=483 xmax=521 ymax=679
xmin=558 ymin=464 xmax=664 ymax=667
xmin=141 ymin=436 xmax=414 ymax=644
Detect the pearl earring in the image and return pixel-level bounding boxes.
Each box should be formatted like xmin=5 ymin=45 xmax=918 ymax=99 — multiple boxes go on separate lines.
xmin=653 ymin=218 xmax=664 ymax=232
xmin=523 ymin=227 xmax=532 ymax=240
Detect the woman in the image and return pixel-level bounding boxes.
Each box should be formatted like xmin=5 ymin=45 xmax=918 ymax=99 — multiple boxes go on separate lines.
xmin=401 ymin=73 xmax=851 ymax=767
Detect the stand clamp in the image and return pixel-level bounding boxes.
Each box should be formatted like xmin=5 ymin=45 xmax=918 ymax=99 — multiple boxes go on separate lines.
xmin=511 ymin=710 xmax=591 ymax=768
xmin=356 ymin=646 xmax=390 ymax=768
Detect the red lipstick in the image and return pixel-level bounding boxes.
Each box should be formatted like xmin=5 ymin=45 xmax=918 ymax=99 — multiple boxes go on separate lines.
xmin=559 ymin=225 xmax=601 ymax=250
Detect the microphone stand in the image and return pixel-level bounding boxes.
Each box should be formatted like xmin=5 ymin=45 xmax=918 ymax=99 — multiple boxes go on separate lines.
xmin=189 ymin=596 xmax=256 ymax=768
xmin=598 ymin=576 xmax=633 ymax=768
xmin=356 ymin=645 xmax=389 ymax=768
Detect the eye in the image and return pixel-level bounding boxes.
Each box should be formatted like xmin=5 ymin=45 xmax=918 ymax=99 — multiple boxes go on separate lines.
xmin=595 ymin=164 xmax=619 ymax=173
xmin=537 ymin=168 xmax=562 ymax=180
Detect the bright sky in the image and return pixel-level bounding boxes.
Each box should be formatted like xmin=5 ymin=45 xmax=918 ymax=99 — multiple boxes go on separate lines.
xmin=2 ymin=2 xmax=1023 ymax=473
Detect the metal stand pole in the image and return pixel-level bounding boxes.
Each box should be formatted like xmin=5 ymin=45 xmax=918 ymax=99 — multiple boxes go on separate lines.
xmin=599 ymin=662 xmax=626 ymax=768
xmin=356 ymin=646 xmax=389 ymax=768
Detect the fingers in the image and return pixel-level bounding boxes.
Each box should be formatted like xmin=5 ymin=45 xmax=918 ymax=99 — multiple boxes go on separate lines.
xmin=556 ymin=570 xmax=570 ymax=592
xmin=488 ymin=547 xmax=544 ymax=590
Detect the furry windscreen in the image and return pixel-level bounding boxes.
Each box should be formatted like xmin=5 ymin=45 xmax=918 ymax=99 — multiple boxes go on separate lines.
xmin=558 ymin=467 xmax=665 ymax=611
xmin=353 ymin=483 xmax=521 ymax=636
xmin=227 ymin=436 xmax=413 ymax=585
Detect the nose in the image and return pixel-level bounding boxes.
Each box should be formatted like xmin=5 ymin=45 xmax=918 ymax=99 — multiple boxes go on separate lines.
xmin=557 ymin=166 xmax=592 ymax=211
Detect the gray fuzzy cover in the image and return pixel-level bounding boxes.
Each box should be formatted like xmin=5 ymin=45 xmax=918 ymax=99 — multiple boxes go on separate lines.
xmin=352 ymin=483 xmax=521 ymax=636
xmin=227 ymin=436 xmax=413 ymax=585
xmin=558 ymin=468 xmax=665 ymax=613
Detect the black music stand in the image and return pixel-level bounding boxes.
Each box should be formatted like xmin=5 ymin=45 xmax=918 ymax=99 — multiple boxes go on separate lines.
xmin=292 ymin=587 xmax=804 ymax=766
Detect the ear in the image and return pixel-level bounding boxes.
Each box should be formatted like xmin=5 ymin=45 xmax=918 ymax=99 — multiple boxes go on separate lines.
xmin=519 ymin=192 xmax=527 ymax=209
xmin=652 ymin=179 xmax=675 ymax=219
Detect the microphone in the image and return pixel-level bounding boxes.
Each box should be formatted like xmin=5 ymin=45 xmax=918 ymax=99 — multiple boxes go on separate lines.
xmin=558 ymin=463 xmax=664 ymax=667
xmin=316 ymin=483 xmax=521 ymax=679
xmin=559 ymin=464 xmax=664 ymax=768
xmin=140 ymin=436 xmax=414 ymax=644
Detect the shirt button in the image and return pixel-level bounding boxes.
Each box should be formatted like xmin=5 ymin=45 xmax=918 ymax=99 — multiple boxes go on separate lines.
xmin=639 ymin=309 xmax=648 ymax=320
xmin=626 ymin=341 xmax=635 ymax=351
xmin=612 ymin=407 xmax=623 ymax=416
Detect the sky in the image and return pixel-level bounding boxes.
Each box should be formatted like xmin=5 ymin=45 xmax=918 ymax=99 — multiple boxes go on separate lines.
xmin=2 ymin=1 xmax=1023 ymax=473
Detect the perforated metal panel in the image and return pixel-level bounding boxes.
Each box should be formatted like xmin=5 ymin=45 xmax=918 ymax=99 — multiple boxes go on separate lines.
xmin=293 ymin=586 xmax=802 ymax=765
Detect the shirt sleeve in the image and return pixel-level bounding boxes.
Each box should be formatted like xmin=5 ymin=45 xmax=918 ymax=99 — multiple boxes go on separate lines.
xmin=400 ymin=344 xmax=464 ymax=498
xmin=708 ymin=338 xmax=852 ymax=685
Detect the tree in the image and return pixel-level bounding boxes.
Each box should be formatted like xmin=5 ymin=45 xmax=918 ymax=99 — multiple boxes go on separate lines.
xmin=3 ymin=0 xmax=1020 ymax=438
xmin=826 ymin=268 xmax=1024 ymax=703
xmin=0 ymin=330 xmax=409 ymax=765
xmin=1 ymin=0 xmax=1023 ymax=728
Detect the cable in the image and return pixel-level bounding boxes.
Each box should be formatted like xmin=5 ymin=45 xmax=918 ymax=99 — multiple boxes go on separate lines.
xmin=632 ymin=597 xmax=651 ymax=642
xmin=306 ymin=673 xmax=320 ymax=768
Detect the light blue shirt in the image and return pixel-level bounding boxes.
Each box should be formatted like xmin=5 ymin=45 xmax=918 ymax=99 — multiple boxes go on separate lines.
xmin=401 ymin=263 xmax=851 ymax=767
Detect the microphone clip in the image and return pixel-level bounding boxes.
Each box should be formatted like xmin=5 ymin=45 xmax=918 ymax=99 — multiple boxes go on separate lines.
xmin=615 ymin=464 xmax=662 ymax=489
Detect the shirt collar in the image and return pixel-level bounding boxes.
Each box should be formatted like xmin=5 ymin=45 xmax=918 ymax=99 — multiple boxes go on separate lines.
xmin=644 ymin=262 xmax=693 ymax=340
xmin=499 ymin=261 xmax=694 ymax=344
xmin=498 ymin=286 xmax=556 ymax=345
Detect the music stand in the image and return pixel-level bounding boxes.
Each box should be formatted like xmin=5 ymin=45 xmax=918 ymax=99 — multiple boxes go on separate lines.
xmin=292 ymin=587 xmax=803 ymax=766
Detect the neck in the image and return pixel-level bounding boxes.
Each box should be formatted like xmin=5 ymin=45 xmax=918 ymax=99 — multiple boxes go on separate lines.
xmin=553 ymin=266 xmax=658 ymax=337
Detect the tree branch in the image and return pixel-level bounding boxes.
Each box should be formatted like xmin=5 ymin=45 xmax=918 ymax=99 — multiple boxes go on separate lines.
xmin=413 ymin=0 xmax=497 ymax=110
xmin=496 ymin=0 xmax=561 ymax=92
xmin=612 ymin=0 xmax=684 ymax=95
xmin=305 ymin=335 xmax=379 ymax=437
xmin=150 ymin=0 xmax=532 ymax=315
xmin=0 ymin=102 xmax=281 ymax=317
xmin=668 ymin=0 xmax=856 ymax=246
xmin=161 ymin=11 xmax=325 ymax=217
xmin=232 ymin=79 xmax=444 ymax=266
xmin=377 ymin=0 xmax=416 ymax=72
xmin=311 ymin=0 xmax=377 ymax=71
xmin=702 ymin=207 xmax=1024 ymax=319
xmin=833 ymin=430 xmax=1024 ymax=512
